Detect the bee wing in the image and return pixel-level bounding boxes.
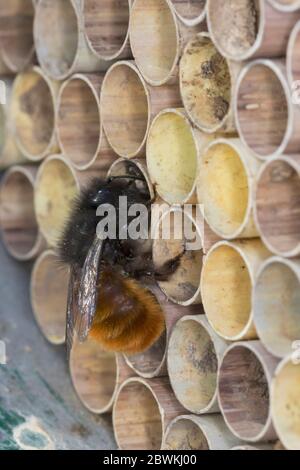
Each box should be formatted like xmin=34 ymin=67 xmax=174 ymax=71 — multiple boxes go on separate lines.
xmin=66 ymin=264 xmax=82 ymax=357
xmin=77 ymin=237 xmax=105 ymax=342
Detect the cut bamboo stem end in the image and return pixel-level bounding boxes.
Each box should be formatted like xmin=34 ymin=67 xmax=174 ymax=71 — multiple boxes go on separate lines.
xmin=34 ymin=155 xmax=79 ymax=248
xmin=0 ymin=166 xmax=45 ymax=261
xmin=254 ymin=155 xmax=300 ymax=257
xmin=34 ymin=0 xmax=108 ymax=81
xmin=152 ymin=206 xmax=203 ymax=306
xmin=0 ymin=78 xmax=26 ymax=170
xmin=253 ymin=257 xmax=300 ymax=359
xmin=197 ymin=138 xmax=260 ymax=239
xmin=70 ymin=343 xmax=133 ymax=414
xmin=57 ymin=73 xmax=116 ymax=171
xmin=268 ymin=0 xmax=300 ymax=12
xmin=218 ymin=341 xmax=279 ymax=443
xmin=129 ymin=0 xmax=204 ymax=86
xmin=207 ymin=0 xmax=300 ymax=61
xmin=147 ymin=108 xmax=214 ymax=205
xmin=101 ymin=61 xmax=181 ymax=158
xmin=0 ymin=0 xmax=35 ymax=73
xmin=232 ymin=444 xmax=273 ymax=450
xmin=201 ymin=240 xmax=271 ymax=341
xmin=170 ymin=0 xmax=207 ymax=27
xmin=83 ymin=0 xmax=132 ymax=61
xmin=180 ymin=33 xmax=240 ymax=134
xmin=30 ymin=250 xmax=69 ymax=345
xmin=167 ymin=315 xmax=227 ymax=414
xmin=11 ymin=67 xmax=59 ymax=162
xmin=113 ymin=377 xmax=185 ymax=450
xmin=271 ymin=357 xmax=300 ymax=450
xmin=287 ymin=20 xmax=300 ymax=88
xmin=163 ymin=414 xmax=240 ymax=450
xmin=235 ymin=59 xmax=300 ymax=160
xmin=124 ymin=287 xmax=199 ymax=379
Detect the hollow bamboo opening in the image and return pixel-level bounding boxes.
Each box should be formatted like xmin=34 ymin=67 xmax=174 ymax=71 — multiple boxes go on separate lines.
xmin=31 ymin=250 xmax=68 ymax=345
xmin=34 ymin=0 xmax=79 ymax=80
xmin=287 ymin=21 xmax=300 ymax=86
xmin=83 ymin=0 xmax=130 ymax=60
xmin=35 ymin=156 xmax=79 ymax=248
xmin=171 ymin=0 xmax=206 ymax=26
xmin=168 ymin=317 xmax=220 ymax=413
xmin=129 ymin=0 xmax=179 ymax=86
xmin=255 ymin=157 xmax=300 ymax=257
xmin=57 ymin=75 xmax=102 ymax=170
xmin=269 ymin=0 xmax=300 ymax=11
xmin=0 ymin=0 xmax=35 ymax=72
xmin=147 ymin=110 xmax=198 ymax=205
xmin=201 ymin=242 xmax=260 ymax=341
xmin=164 ymin=417 xmax=209 ymax=450
xmin=0 ymin=167 xmax=41 ymax=260
xmin=197 ymin=139 xmax=252 ymax=239
xmin=271 ymin=359 xmax=300 ymax=450
xmin=254 ymin=258 xmax=300 ymax=358
xmin=11 ymin=68 xmax=56 ymax=161
xmin=218 ymin=344 xmax=272 ymax=442
xmin=153 ymin=208 xmax=203 ymax=306
xmin=70 ymin=337 xmax=118 ymax=414
xmin=236 ymin=61 xmax=290 ymax=160
xmin=113 ymin=378 xmax=163 ymax=450
xmin=180 ymin=34 xmax=233 ymax=133
xmin=101 ymin=62 xmax=150 ymax=158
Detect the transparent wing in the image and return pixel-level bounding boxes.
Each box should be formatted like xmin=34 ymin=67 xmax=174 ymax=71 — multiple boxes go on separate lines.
xmin=66 ymin=265 xmax=82 ymax=357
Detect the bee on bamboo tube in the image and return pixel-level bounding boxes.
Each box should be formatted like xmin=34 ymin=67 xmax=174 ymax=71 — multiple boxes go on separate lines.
xmin=58 ymin=162 xmax=181 ymax=356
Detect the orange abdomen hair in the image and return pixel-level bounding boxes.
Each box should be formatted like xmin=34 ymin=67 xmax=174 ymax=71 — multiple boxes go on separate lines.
xmin=89 ymin=268 xmax=165 ymax=355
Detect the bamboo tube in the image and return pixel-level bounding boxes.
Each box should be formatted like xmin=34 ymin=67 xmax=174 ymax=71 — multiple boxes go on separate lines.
xmin=34 ymin=0 xmax=108 ymax=81
xmin=0 ymin=166 xmax=45 ymax=261
xmin=254 ymin=155 xmax=300 ymax=257
xmin=235 ymin=60 xmax=300 ymax=160
xmin=146 ymin=108 xmax=214 ymax=205
xmin=287 ymin=21 xmax=300 ymax=88
xmin=100 ymin=61 xmax=181 ymax=158
xmin=269 ymin=0 xmax=300 ymax=12
xmin=0 ymin=0 xmax=35 ymax=73
xmin=57 ymin=73 xmax=116 ymax=171
xmin=10 ymin=67 xmax=59 ymax=162
xmin=232 ymin=445 xmax=273 ymax=450
xmin=180 ymin=33 xmax=240 ymax=134
xmin=113 ymin=377 xmax=185 ymax=450
xmin=201 ymin=240 xmax=270 ymax=341
xmin=0 ymin=78 xmax=26 ymax=170
xmin=163 ymin=415 xmax=240 ymax=450
xmin=167 ymin=316 xmax=227 ymax=414
xmin=206 ymin=0 xmax=300 ymax=62
xmin=218 ymin=341 xmax=279 ymax=443
xmin=124 ymin=287 xmax=199 ymax=379
xmin=129 ymin=0 xmax=204 ymax=87
xmin=70 ymin=344 xmax=133 ymax=414
xmin=253 ymin=257 xmax=300 ymax=359
xmin=30 ymin=250 xmax=69 ymax=345
xmin=152 ymin=206 xmax=203 ymax=306
xmin=170 ymin=0 xmax=207 ymax=27
xmin=271 ymin=357 xmax=300 ymax=450
xmin=83 ymin=0 xmax=132 ymax=61
xmin=197 ymin=138 xmax=260 ymax=239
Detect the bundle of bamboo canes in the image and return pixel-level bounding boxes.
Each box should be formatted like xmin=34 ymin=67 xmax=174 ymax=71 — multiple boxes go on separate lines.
xmin=0 ymin=0 xmax=300 ymax=452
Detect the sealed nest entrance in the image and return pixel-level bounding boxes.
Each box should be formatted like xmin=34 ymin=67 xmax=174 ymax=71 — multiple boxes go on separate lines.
xmin=168 ymin=319 xmax=218 ymax=413
xmin=207 ymin=0 xmax=259 ymax=60
xmin=164 ymin=418 xmax=209 ymax=451
xmin=219 ymin=346 xmax=270 ymax=441
xmin=12 ymin=69 xmax=55 ymax=160
xmin=180 ymin=35 xmax=232 ymax=132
